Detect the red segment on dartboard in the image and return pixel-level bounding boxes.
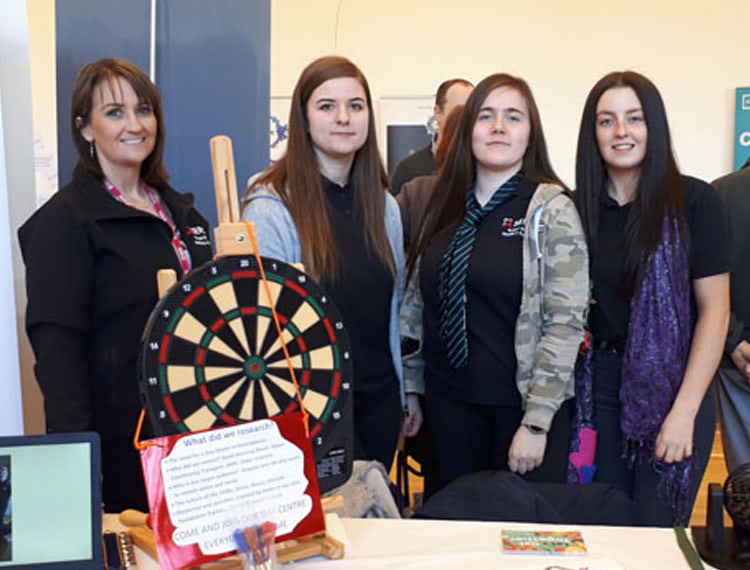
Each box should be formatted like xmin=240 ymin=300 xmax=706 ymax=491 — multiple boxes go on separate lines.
xmin=183 ymin=286 xmax=206 ymax=307
xmin=164 ymin=396 xmax=180 ymax=424
xmin=198 ymin=384 xmax=210 ymax=403
xmin=196 ymin=347 xmax=207 ymax=365
xmin=220 ymin=413 xmax=236 ymax=424
xmin=322 ymin=318 xmax=336 ymax=342
xmin=296 ymin=336 xmax=307 ymax=353
xmin=159 ymin=333 xmax=171 ymax=364
xmin=232 ymin=270 xmax=258 ymax=279
xmin=331 ymin=371 xmax=341 ymax=398
xmin=210 ymin=317 xmax=226 ymax=332
xmin=284 ymin=279 xmax=308 ymax=298
xmin=240 ymin=307 xmax=257 ymax=315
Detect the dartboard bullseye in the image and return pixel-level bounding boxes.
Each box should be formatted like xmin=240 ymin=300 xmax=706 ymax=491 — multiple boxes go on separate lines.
xmin=139 ymin=255 xmax=353 ymax=492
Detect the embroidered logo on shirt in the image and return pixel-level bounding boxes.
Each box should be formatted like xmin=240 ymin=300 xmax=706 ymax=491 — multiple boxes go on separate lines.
xmin=187 ymin=226 xmax=211 ymax=246
xmin=500 ymin=217 xmax=526 ymax=237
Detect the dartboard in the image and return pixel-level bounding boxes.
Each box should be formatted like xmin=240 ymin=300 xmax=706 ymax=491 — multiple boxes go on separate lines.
xmin=139 ymin=255 xmax=353 ymax=492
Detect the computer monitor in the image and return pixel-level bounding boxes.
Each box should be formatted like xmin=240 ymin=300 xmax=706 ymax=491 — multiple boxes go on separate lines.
xmin=0 ymin=432 xmax=102 ymax=569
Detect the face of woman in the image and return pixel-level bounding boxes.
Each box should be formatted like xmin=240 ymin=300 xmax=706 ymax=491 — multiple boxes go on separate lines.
xmin=305 ymin=77 xmax=369 ymax=165
xmin=80 ymin=76 xmax=157 ymax=176
xmin=595 ymin=86 xmax=648 ymax=176
xmin=471 ymin=87 xmax=530 ymax=177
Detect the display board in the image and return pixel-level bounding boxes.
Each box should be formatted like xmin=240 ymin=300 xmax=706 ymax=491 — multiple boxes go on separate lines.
xmin=735 ymin=87 xmax=750 ymax=170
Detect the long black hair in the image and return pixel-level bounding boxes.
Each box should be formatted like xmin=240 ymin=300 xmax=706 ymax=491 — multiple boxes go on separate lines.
xmin=407 ymin=73 xmax=561 ymax=278
xmin=575 ymin=71 xmax=685 ymax=289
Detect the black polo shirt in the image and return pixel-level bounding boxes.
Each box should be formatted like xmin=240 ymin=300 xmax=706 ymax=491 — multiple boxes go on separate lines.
xmin=321 ymin=177 xmax=397 ymax=394
xmin=419 ymin=176 xmax=538 ymax=405
xmin=589 ymin=175 xmax=730 ymax=342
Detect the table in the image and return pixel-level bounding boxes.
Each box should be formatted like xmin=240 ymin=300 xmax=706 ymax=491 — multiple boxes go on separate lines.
xmin=104 ymin=514 xmax=719 ymax=569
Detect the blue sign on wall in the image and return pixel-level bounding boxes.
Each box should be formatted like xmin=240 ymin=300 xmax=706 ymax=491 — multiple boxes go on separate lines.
xmin=735 ymin=87 xmax=750 ymax=171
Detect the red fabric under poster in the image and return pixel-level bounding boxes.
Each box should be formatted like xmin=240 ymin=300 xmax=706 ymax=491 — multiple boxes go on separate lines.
xmin=139 ymin=412 xmax=325 ymax=570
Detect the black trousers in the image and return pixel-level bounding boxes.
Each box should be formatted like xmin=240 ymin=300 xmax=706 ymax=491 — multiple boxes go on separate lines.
xmin=425 ymin=387 xmax=572 ymax=492
xmin=591 ymin=349 xmax=715 ymax=526
xmin=352 ymin=383 xmax=402 ymax=472
xmin=101 ymin=436 xmax=149 ymax=514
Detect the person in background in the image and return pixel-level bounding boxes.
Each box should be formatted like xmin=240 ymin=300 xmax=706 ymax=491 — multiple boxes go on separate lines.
xmin=397 ymin=105 xmax=464 ymax=249
xmin=574 ymin=71 xmax=729 ymax=526
xmin=19 ymin=58 xmax=213 ymax=512
xmin=390 ymin=78 xmax=473 ymax=196
xmin=241 ymin=56 xmax=414 ymax=472
xmin=395 ymin=104 xmax=463 ymax=501
xmin=712 ymin=156 xmax=750 ymax=474
xmin=401 ymin=73 xmax=588 ymax=492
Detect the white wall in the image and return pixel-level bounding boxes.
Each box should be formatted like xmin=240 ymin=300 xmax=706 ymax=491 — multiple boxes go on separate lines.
xmin=0 ymin=0 xmax=40 ymax=435
xmin=271 ymin=0 xmax=750 ymax=186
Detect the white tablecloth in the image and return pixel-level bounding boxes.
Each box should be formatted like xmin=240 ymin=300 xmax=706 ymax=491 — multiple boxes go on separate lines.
xmin=104 ymin=514 xmax=717 ymax=569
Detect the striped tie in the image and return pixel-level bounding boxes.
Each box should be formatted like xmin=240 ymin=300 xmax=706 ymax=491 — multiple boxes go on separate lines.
xmin=438 ymin=173 xmax=522 ymax=368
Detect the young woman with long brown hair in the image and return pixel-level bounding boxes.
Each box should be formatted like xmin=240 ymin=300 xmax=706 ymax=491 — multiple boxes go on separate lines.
xmin=241 ymin=56 xmax=415 ymax=471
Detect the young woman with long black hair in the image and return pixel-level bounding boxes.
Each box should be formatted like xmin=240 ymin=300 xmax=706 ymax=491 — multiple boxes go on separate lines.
xmin=401 ymin=73 xmax=588 ymax=491
xmin=574 ymin=71 xmax=730 ymax=525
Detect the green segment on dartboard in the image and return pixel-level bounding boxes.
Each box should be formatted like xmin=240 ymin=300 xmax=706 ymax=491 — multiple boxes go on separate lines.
xmin=166 ymin=306 xmax=184 ymax=333
xmin=244 ymin=356 xmax=267 ymax=379
xmin=206 ymin=273 xmax=231 ymax=288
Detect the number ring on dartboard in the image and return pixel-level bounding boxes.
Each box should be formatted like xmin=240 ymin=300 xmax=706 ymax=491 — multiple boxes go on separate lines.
xmin=138 ymin=255 xmax=353 ymax=456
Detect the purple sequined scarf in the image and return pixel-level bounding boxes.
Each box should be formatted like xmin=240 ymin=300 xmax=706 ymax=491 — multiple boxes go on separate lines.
xmin=621 ymin=217 xmax=693 ymax=524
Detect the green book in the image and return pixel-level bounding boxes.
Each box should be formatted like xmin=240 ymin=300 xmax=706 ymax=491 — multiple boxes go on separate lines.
xmin=501 ymin=529 xmax=587 ymax=555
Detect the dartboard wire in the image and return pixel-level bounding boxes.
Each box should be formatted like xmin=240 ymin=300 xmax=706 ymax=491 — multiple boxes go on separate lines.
xmin=246 ymin=222 xmax=310 ymax=436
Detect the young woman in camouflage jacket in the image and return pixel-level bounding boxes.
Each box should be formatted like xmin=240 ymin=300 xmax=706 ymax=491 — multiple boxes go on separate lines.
xmin=400 ymin=73 xmax=588 ymax=492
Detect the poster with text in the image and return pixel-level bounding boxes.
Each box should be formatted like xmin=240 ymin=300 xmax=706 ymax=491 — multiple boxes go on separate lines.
xmin=140 ymin=412 xmax=324 ymax=570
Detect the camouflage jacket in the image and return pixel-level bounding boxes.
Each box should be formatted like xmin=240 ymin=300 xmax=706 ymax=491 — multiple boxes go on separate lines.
xmin=400 ymin=183 xmax=589 ymax=430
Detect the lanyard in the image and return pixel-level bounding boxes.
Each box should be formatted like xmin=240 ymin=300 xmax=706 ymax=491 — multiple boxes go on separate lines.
xmin=104 ymin=180 xmax=192 ymax=275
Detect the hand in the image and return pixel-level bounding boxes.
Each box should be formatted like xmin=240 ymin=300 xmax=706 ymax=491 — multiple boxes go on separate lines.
xmin=655 ymin=407 xmax=695 ymax=463
xmin=508 ymin=425 xmax=547 ymax=475
xmin=731 ymin=340 xmax=750 ymax=380
xmin=402 ymin=393 xmax=423 ymax=438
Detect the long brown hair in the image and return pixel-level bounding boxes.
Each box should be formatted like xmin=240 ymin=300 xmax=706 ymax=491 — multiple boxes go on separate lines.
xmin=408 ymin=73 xmax=561 ymax=277
xmin=70 ymin=58 xmax=168 ymax=188
xmin=248 ymin=56 xmax=392 ymax=282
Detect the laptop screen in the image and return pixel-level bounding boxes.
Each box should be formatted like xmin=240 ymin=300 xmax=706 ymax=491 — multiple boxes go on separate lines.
xmin=0 ymin=432 xmax=102 ymax=569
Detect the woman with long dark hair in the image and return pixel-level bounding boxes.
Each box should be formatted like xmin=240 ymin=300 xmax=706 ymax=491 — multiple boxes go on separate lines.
xmin=241 ymin=56 xmax=413 ymax=471
xmin=19 ymin=58 xmax=213 ymax=512
xmin=574 ymin=71 xmax=730 ymax=525
xmin=401 ymin=73 xmax=588 ymax=490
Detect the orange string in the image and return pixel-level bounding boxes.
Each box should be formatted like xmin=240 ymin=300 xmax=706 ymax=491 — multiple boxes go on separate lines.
xmin=133 ymin=409 xmax=165 ymax=450
xmin=245 ymin=222 xmax=310 ymax=438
